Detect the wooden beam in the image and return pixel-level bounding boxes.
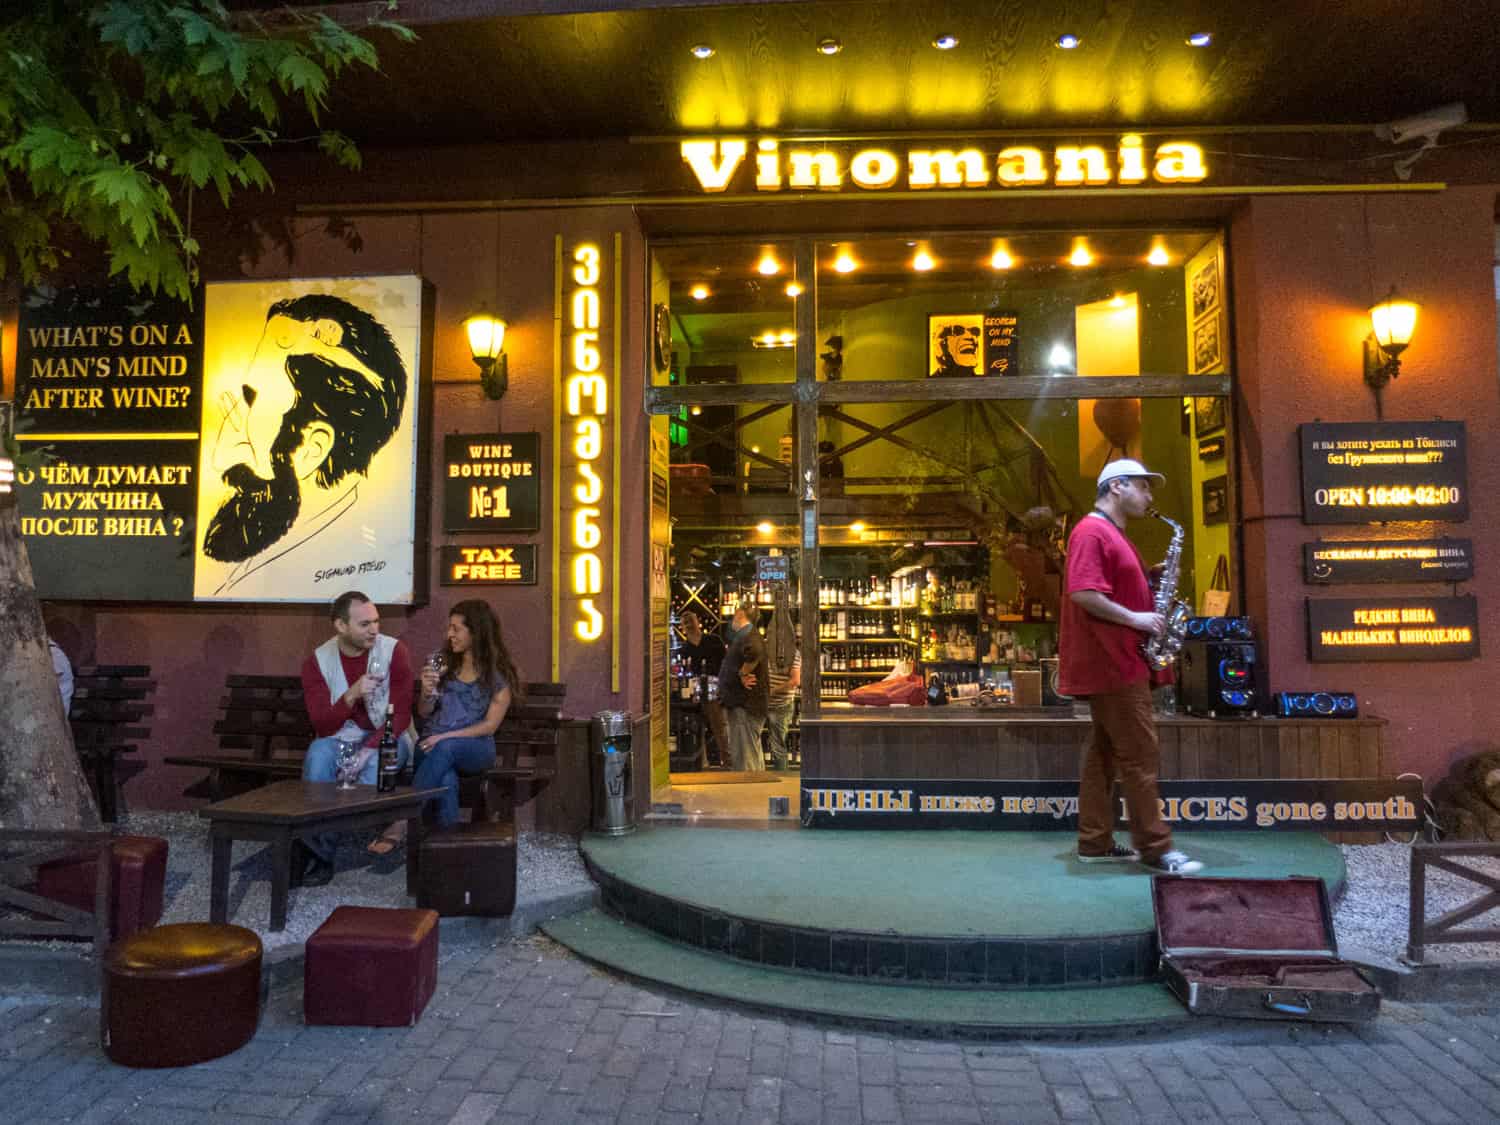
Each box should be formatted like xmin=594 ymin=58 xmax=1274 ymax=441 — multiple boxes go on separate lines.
xmin=649 ymin=375 xmax=1229 ymax=412
xmin=822 ymin=375 xmax=1230 ymax=402
xmin=795 ymin=238 xmax=820 ymax=720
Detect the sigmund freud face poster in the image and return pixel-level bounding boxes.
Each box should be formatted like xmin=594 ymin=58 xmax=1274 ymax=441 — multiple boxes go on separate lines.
xmin=193 ymin=276 xmax=425 ymax=603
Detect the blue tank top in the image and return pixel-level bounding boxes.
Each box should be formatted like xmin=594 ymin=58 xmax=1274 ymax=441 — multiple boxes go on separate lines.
xmin=425 ymin=673 xmax=506 ymax=736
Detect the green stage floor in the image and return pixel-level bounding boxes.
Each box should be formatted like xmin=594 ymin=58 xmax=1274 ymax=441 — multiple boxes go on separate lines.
xmin=581 ymin=828 xmax=1345 ymax=939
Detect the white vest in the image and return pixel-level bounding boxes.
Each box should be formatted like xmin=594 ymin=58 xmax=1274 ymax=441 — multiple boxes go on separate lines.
xmin=313 ymin=634 xmax=411 ymax=743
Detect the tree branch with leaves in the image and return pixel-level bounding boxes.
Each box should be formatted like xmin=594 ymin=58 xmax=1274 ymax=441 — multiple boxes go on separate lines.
xmin=0 ymin=0 xmax=411 ymax=300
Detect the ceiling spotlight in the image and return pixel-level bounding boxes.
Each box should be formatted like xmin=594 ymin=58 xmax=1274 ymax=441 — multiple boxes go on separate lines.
xmin=756 ymin=251 xmax=781 ymax=276
xmin=690 ymin=284 xmax=711 ymax=300
xmin=785 ymin=281 xmax=804 ymax=298
xmin=912 ymin=247 xmax=936 ymax=272
xmin=850 ymin=521 xmax=867 ymax=534
xmin=932 ymin=33 xmax=959 ymax=50
xmin=1186 ymin=32 xmax=1213 ymax=48
xmin=690 ymin=405 xmax=702 ymax=415
xmin=817 ymin=37 xmax=842 ymax=56
xmin=756 ymin=521 xmax=774 ymax=535
xmin=832 ymin=248 xmax=859 ymax=274
xmin=990 ymin=244 xmax=1014 ymax=270
xmin=1056 ymin=34 xmax=1082 ymax=49
xmin=1146 ymin=243 xmax=1170 ymax=266
xmin=690 ymin=44 xmax=715 ymax=59
xmin=1068 ymin=241 xmax=1093 ymax=267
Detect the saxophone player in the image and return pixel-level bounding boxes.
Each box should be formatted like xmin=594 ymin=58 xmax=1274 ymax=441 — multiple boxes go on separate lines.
xmin=1059 ymin=460 xmax=1204 ymax=875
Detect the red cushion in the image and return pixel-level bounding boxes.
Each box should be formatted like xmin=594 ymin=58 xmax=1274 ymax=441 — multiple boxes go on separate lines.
xmin=304 ymin=906 xmax=439 ymax=1027
xmin=35 ymin=835 xmax=167 ymax=940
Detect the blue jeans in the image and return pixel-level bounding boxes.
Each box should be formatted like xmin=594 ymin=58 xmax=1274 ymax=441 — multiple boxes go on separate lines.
xmin=301 ymin=734 xmax=413 ymax=862
xmin=412 ymin=735 xmax=496 ymax=827
xmin=764 ymin=694 xmax=796 ymax=769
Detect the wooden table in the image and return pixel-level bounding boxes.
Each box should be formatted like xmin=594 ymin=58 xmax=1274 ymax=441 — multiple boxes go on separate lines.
xmin=199 ymin=780 xmax=444 ymax=932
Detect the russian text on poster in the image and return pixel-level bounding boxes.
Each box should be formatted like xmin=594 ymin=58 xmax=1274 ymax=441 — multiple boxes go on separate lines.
xmin=1307 ymin=596 xmax=1479 ymax=661
xmin=1304 ymin=538 xmax=1474 ymax=584
xmin=801 ymin=779 xmax=1423 ymax=831
xmin=1299 ymin=421 xmax=1467 ymax=524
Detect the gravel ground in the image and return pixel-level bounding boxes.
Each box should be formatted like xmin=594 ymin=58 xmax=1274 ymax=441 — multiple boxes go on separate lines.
xmin=98 ymin=811 xmax=593 ymax=952
xmin=14 ymin=821 xmax=1498 ymax=965
xmin=1335 ymin=840 xmax=1500 ymax=963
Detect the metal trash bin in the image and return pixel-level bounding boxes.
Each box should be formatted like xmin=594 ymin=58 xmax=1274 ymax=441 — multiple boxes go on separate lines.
xmin=590 ymin=710 xmax=635 ymax=835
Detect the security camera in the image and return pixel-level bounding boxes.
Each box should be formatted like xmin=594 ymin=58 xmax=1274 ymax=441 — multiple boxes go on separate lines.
xmin=1375 ymin=103 xmax=1468 ymax=145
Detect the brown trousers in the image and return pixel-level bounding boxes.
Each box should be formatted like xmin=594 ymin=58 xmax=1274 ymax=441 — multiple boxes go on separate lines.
xmin=1077 ymin=680 xmax=1174 ymax=861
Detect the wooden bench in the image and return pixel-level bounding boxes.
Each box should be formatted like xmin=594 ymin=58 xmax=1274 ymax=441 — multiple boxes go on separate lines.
xmin=69 ymin=664 xmax=155 ymax=823
xmin=164 ymin=675 xmax=310 ymax=801
xmin=166 ymin=674 xmax=566 ymax=816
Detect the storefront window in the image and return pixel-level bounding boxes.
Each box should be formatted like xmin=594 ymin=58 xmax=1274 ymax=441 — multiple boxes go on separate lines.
xmin=654 ymin=228 xmax=1231 ymax=764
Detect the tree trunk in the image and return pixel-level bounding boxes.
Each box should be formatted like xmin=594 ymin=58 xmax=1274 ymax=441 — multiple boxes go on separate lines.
xmin=0 ymin=489 xmax=98 ymax=829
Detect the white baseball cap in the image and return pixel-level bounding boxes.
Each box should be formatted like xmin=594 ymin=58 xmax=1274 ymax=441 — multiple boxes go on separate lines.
xmin=1097 ymin=458 xmax=1165 ymax=487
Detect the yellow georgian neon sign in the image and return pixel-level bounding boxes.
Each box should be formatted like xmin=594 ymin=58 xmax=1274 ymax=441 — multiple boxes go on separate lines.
xmin=566 ymin=242 xmax=607 ymax=642
xmin=682 ymin=135 xmax=1208 ymax=193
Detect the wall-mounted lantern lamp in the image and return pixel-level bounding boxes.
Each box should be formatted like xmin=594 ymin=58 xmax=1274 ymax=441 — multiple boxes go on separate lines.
xmin=1363 ymin=287 xmax=1418 ymax=418
xmin=464 ymin=311 xmax=508 ymax=400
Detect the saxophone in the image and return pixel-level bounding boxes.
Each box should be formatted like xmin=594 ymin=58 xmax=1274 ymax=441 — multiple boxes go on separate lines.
xmin=1142 ymin=510 xmax=1191 ymax=671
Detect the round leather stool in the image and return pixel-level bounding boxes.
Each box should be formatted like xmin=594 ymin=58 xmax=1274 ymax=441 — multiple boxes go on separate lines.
xmin=104 ymin=923 xmax=262 ymax=1068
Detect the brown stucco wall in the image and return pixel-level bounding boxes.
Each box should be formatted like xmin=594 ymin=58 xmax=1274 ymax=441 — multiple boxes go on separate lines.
xmin=1230 ymin=187 xmax=1500 ymax=785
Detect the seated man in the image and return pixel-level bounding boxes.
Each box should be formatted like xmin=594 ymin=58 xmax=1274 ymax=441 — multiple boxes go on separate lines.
xmin=297 ymin=590 xmax=414 ymax=885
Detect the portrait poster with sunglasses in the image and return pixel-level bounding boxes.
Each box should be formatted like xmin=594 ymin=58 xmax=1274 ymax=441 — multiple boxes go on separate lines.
xmin=927 ymin=314 xmax=985 ymax=377
xmin=193 ymin=276 xmax=429 ymax=603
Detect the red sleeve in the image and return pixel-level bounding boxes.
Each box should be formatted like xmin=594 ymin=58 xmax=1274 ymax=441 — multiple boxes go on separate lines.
xmin=388 ymin=642 xmax=415 ymax=736
xmin=301 ymin=652 xmax=353 ymax=738
xmin=1066 ymin=523 xmax=1115 ymax=598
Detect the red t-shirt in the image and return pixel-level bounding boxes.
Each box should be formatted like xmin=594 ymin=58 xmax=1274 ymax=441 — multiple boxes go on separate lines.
xmin=300 ymin=642 xmax=414 ymax=748
xmin=1058 ymin=513 xmax=1158 ymax=697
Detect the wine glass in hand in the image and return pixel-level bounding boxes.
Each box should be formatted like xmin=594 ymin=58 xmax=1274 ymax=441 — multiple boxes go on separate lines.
xmin=365 ymin=653 xmax=387 ymax=685
xmin=422 ymin=651 xmax=445 ymax=702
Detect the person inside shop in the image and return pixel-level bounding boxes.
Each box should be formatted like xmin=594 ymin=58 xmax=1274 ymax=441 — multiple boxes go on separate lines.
xmin=297 ymin=590 xmax=415 ymax=886
xmin=929 ymin=319 xmax=982 ymax=377
xmin=401 ymin=599 xmax=519 ymax=832
xmin=1059 ymin=459 xmax=1203 ymax=875
xmin=677 ymin=610 xmax=730 ymax=766
xmin=718 ymin=602 xmax=769 ymax=772
xmin=764 ymin=586 xmax=801 ymax=771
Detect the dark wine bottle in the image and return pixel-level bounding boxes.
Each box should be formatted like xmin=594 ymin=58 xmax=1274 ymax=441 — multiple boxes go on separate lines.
xmin=377 ymin=704 xmax=399 ymax=792
xmin=926 ymin=672 xmax=948 ymax=707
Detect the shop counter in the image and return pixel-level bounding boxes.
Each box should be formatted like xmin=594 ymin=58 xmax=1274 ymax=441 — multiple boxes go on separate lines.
xmin=800 ymin=708 xmax=1387 ymax=785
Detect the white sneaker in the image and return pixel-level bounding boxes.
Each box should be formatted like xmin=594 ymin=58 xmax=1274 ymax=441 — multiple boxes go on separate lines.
xmin=1141 ymin=850 xmax=1204 ymax=875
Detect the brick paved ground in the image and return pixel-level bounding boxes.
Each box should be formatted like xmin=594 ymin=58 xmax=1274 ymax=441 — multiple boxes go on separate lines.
xmin=4 ymin=935 xmax=1500 ymax=1124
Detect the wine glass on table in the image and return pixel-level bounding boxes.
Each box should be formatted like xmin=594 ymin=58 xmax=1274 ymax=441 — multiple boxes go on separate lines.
xmin=335 ymin=735 xmax=363 ymax=789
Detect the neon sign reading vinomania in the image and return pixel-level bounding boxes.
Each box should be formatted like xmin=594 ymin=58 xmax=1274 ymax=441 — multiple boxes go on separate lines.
xmin=566 ymin=243 xmax=608 ymax=642
xmin=681 ymin=135 xmax=1208 ymax=193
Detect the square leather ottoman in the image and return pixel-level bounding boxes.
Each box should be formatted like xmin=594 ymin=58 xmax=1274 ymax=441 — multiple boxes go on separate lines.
xmin=304 ymin=906 xmax=439 ymax=1027
xmin=417 ymin=820 xmax=517 ymax=917
xmin=35 ymin=835 xmax=167 ymax=941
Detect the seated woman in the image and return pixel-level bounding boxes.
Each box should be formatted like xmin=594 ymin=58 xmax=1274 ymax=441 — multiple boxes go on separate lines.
xmin=366 ymin=600 xmax=520 ymax=854
xmin=411 ymin=599 xmax=521 ymax=829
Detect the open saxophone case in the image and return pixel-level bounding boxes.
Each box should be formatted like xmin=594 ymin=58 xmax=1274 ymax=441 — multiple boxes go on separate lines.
xmin=1151 ymin=875 xmax=1380 ymax=1023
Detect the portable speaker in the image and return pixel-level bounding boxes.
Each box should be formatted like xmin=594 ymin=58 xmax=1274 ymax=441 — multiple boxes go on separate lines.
xmin=1184 ymin=616 xmax=1256 ymax=641
xmin=1178 ymin=640 xmax=1261 ymax=717
xmin=1274 ymin=692 xmax=1359 ymax=718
